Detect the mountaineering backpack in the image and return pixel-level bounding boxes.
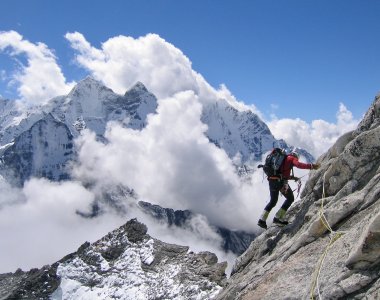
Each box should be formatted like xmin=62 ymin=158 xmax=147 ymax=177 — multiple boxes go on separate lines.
xmin=258 ymin=148 xmax=287 ymax=177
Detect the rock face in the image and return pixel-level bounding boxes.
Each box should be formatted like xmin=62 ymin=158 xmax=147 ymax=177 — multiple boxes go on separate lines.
xmin=0 ymin=219 xmax=227 ymax=300
xmin=1 ymin=113 xmax=74 ymax=186
xmin=217 ymin=95 xmax=380 ymax=299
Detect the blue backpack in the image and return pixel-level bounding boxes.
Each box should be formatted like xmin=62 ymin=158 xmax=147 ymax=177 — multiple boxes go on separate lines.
xmin=258 ymin=148 xmax=287 ymax=177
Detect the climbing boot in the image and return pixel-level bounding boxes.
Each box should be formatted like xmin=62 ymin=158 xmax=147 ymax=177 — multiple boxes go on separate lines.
xmin=273 ymin=217 xmax=289 ymax=226
xmin=257 ymin=219 xmax=268 ymax=229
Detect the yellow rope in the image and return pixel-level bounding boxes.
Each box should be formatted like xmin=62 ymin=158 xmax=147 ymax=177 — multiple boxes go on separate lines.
xmin=309 ymin=173 xmax=345 ymax=300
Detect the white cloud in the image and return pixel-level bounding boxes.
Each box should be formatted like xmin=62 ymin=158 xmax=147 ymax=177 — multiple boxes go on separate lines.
xmin=65 ymin=32 xmax=198 ymax=98
xmin=267 ymin=103 xmax=359 ymax=158
xmin=0 ymin=30 xmax=75 ymax=105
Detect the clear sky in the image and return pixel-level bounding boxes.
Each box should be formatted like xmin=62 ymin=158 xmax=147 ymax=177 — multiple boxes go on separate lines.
xmin=1 ymin=0 xmax=380 ymax=122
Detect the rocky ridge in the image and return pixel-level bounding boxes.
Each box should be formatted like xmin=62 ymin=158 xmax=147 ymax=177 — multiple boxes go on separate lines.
xmin=216 ymin=95 xmax=380 ymax=299
xmin=0 ymin=219 xmax=227 ymax=300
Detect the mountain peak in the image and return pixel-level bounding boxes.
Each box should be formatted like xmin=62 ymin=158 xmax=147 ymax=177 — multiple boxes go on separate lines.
xmin=69 ymin=76 xmax=113 ymax=97
xmin=77 ymin=76 xmax=103 ymax=87
xmin=125 ymin=81 xmax=148 ymax=96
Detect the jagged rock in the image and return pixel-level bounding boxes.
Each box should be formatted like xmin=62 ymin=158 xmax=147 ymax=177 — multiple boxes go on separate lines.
xmin=216 ymin=94 xmax=380 ymax=299
xmin=122 ymin=217 xmax=148 ymax=242
xmin=0 ymin=219 xmax=227 ymax=299
xmin=0 ymin=264 xmax=60 ymax=299
xmin=346 ymin=211 xmax=380 ymax=270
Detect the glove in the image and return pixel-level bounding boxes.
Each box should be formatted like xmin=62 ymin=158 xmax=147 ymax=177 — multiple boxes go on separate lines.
xmin=312 ymin=163 xmax=320 ymax=170
xmin=281 ymin=183 xmax=289 ymax=193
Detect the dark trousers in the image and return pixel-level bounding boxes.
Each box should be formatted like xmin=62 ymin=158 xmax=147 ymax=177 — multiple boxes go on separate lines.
xmin=264 ymin=179 xmax=295 ymax=212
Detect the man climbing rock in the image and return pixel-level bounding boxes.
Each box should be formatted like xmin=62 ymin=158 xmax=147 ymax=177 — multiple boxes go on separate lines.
xmin=257 ymin=150 xmax=320 ymax=229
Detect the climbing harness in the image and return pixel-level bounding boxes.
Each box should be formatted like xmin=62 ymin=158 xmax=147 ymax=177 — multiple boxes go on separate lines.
xmin=310 ymin=173 xmax=346 ymax=300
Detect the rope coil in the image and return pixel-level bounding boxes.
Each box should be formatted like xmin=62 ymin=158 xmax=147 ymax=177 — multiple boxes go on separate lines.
xmin=310 ymin=173 xmax=345 ymax=300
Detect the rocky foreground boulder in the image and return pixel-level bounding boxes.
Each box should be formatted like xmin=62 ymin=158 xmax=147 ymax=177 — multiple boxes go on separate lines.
xmin=0 ymin=219 xmax=227 ymax=299
xmin=216 ymin=96 xmax=380 ymax=299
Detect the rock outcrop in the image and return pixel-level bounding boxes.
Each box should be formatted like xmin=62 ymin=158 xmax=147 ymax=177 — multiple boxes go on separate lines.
xmin=217 ymin=95 xmax=380 ymax=299
xmin=0 ymin=219 xmax=227 ymax=300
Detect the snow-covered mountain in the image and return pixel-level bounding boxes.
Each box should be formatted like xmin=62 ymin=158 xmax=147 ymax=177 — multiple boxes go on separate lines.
xmin=0 ymin=76 xmax=312 ymax=186
xmin=0 ymin=77 xmax=157 ymax=145
xmin=0 ymin=77 xmax=158 ymax=185
xmin=48 ymin=77 xmax=157 ymax=137
xmin=0 ymin=219 xmax=227 ymax=299
xmin=202 ymin=100 xmax=285 ymax=162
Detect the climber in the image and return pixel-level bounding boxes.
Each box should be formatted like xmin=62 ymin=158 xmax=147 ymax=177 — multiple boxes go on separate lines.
xmin=257 ymin=150 xmax=320 ymax=229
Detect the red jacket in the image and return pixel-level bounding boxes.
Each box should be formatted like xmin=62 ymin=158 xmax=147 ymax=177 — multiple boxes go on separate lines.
xmin=280 ymin=155 xmax=312 ymax=179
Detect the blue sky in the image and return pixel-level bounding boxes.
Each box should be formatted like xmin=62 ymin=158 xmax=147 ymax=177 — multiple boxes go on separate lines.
xmin=1 ymin=0 xmax=380 ymax=123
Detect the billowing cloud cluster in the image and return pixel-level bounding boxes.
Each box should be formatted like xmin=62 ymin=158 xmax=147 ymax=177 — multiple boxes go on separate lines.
xmin=65 ymin=32 xmax=198 ymax=99
xmin=73 ymin=91 xmax=261 ymax=230
xmin=64 ymin=31 xmax=257 ymax=114
xmin=0 ymin=31 xmax=74 ymax=105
